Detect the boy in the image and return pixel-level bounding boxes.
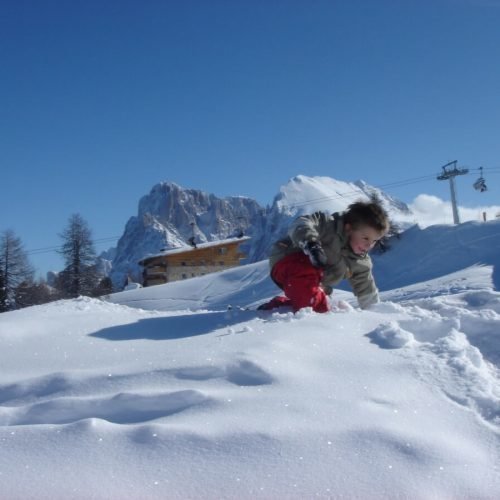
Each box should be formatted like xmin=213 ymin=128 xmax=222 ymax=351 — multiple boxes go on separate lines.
xmin=259 ymin=201 xmax=389 ymax=312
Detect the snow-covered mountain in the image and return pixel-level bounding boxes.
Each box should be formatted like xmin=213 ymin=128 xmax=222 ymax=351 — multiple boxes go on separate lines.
xmin=1 ymin=219 xmax=499 ymax=499
xmin=110 ymin=176 xmax=413 ymax=288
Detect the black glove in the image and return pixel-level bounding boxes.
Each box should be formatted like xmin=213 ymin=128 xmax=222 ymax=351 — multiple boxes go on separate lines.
xmin=302 ymin=240 xmax=328 ymax=268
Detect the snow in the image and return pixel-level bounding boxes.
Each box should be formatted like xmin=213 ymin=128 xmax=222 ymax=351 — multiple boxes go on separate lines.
xmin=1 ymin=221 xmax=500 ymax=499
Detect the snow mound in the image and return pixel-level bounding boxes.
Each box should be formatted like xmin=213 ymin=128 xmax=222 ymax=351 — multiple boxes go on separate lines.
xmin=367 ymin=321 xmax=415 ymax=349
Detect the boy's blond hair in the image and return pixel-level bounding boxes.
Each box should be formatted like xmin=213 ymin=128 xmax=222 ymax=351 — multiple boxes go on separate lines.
xmin=343 ymin=201 xmax=390 ymax=233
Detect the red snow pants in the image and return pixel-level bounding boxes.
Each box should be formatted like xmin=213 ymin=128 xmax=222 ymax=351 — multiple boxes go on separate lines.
xmin=270 ymin=252 xmax=330 ymax=313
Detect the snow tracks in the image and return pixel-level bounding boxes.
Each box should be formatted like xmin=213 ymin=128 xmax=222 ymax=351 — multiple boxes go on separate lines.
xmin=369 ymin=288 xmax=500 ymax=431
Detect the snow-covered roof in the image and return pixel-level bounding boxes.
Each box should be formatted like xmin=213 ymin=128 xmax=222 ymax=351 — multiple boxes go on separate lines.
xmin=139 ymin=236 xmax=250 ymax=264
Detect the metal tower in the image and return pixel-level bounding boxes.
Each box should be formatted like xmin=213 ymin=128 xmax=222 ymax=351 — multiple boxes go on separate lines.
xmin=437 ymin=161 xmax=469 ymax=224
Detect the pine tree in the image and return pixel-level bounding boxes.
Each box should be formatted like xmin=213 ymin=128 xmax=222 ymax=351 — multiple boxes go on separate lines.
xmin=0 ymin=230 xmax=34 ymax=311
xmin=57 ymin=214 xmax=98 ymax=298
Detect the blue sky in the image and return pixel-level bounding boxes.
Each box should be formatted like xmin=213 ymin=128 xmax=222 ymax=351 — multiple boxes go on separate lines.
xmin=1 ymin=0 xmax=499 ymax=277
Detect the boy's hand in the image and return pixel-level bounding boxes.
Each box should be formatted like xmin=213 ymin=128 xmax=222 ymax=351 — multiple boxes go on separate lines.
xmin=302 ymin=241 xmax=328 ymax=268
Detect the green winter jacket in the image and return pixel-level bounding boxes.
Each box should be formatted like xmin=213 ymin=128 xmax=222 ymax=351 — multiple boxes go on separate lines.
xmin=268 ymin=211 xmax=379 ymax=309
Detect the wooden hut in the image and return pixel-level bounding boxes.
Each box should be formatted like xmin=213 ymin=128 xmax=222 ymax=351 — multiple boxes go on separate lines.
xmin=139 ymin=237 xmax=250 ymax=287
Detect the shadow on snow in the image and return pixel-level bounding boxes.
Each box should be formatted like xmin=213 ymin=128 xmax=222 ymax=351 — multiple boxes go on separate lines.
xmin=89 ymin=310 xmax=255 ymax=341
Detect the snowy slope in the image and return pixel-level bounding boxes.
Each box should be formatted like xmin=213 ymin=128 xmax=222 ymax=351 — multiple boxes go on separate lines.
xmin=373 ymin=219 xmax=500 ymax=291
xmin=1 ymin=220 xmax=500 ymax=499
xmin=1 ymin=267 xmax=499 ymax=499
xmin=109 ymin=260 xmax=278 ymax=311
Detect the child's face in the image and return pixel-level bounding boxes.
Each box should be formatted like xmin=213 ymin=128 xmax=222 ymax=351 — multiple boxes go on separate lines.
xmin=345 ymin=224 xmax=384 ymax=256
